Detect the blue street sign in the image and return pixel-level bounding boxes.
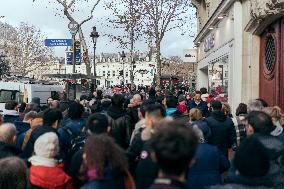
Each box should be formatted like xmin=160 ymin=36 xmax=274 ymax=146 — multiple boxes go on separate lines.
xmin=66 ymin=51 xmax=81 ymax=65
xmin=45 ymin=39 xmax=73 ymax=46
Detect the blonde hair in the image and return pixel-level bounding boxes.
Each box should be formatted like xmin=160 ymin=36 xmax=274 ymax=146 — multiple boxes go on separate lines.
xmin=263 ymin=106 xmax=284 ymax=125
xmin=222 ymin=103 xmax=231 ymax=116
xmin=189 ymin=108 xmax=203 ymax=121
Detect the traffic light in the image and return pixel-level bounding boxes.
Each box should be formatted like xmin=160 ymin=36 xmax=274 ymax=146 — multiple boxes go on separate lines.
xmin=119 ymin=70 xmax=124 ymax=76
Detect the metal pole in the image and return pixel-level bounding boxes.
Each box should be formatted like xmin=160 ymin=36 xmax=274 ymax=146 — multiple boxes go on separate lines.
xmin=93 ymin=42 xmax=97 ymax=90
xmin=72 ymin=34 xmax=76 ymax=73
xmin=123 ymin=61 xmax=125 ymax=85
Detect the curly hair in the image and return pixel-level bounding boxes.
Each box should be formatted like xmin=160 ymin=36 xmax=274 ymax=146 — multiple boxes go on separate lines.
xmin=84 ymin=134 xmax=128 ymax=179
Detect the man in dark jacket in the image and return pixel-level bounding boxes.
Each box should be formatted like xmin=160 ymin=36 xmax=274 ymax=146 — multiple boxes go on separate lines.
xmin=58 ymin=102 xmax=86 ymax=155
xmin=148 ymin=122 xmax=199 ymax=189
xmin=127 ymin=94 xmax=143 ymax=131
xmin=211 ymin=136 xmax=283 ymax=189
xmin=245 ymin=111 xmax=284 ymax=178
xmin=0 ymin=123 xmax=21 ymax=159
xmin=188 ymin=91 xmax=210 ymax=117
xmin=21 ymin=108 xmax=62 ymax=159
xmin=106 ymin=94 xmax=131 ymax=149
xmin=205 ymin=101 xmax=235 ymax=157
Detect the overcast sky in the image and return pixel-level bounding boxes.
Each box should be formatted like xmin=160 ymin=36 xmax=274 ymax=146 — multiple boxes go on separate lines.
xmin=0 ymin=0 xmax=197 ymax=58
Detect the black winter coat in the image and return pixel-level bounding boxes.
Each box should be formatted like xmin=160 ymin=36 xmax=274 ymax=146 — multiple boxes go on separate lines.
xmin=107 ymin=106 xmax=132 ymax=149
xmin=205 ymin=111 xmax=236 ymax=157
xmin=0 ymin=141 xmax=21 ymax=159
xmin=136 ymin=141 xmax=159 ymax=189
xmin=127 ymin=132 xmax=145 ymax=176
xmin=127 ymin=106 xmax=140 ymax=132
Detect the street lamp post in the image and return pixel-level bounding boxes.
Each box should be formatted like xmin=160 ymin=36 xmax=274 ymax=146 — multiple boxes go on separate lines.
xmin=90 ymin=26 xmax=100 ymax=91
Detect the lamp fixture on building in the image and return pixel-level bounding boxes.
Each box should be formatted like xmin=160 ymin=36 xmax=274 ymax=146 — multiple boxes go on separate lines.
xmin=209 ymin=27 xmax=214 ymax=30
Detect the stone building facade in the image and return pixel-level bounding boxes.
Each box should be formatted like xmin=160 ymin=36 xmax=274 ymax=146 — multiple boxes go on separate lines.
xmin=193 ymin=0 xmax=284 ymax=110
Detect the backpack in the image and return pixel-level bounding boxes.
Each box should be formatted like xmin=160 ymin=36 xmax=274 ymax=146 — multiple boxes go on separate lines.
xmin=63 ymin=126 xmax=86 ymax=157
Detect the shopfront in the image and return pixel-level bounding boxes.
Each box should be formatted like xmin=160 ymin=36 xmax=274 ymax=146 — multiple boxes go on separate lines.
xmin=194 ymin=1 xmax=243 ymax=111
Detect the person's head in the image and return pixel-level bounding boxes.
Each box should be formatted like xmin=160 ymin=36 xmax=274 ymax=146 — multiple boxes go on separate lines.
xmin=132 ymin=94 xmax=142 ymax=106
xmin=33 ymin=132 xmax=59 ymax=159
xmin=59 ymin=101 xmax=69 ymax=116
xmin=200 ymin=87 xmax=207 ymax=95
xmin=23 ymin=111 xmax=38 ymax=124
xmin=186 ymin=94 xmax=191 ymax=100
xmin=83 ymin=134 xmax=128 ymax=179
xmin=234 ymin=136 xmax=270 ymax=178
xmin=68 ymin=102 xmax=85 ymax=120
xmin=138 ymin=102 xmax=149 ymax=120
xmin=222 ymin=103 xmax=231 ymax=116
xmin=178 ymin=95 xmax=187 ymax=106
xmin=0 ymin=157 xmax=27 ymax=189
xmin=5 ymin=100 xmax=18 ymax=111
xmin=0 ymin=123 xmax=17 ymax=145
xmin=194 ymin=91 xmax=202 ymax=103
xmin=189 ymin=108 xmax=203 ymax=121
xmin=145 ymin=104 xmax=166 ymax=128
xmin=18 ymin=102 xmax=26 ymax=113
xmin=166 ymin=96 xmax=178 ymax=109
xmin=42 ymin=109 xmax=62 ymax=129
xmin=255 ymin=98 xmax=268 ymax=108
xmin=30 ymin=112 xmax=43 ymax=129
xmin=87 ymin=113 xmax=110 ymax=135
xmin=31 ymin=97 xmax=40 ymax=106
xmin=245 ymin=111 xmax=274 ymax=136
xmin=263 ymin=106 xmax=284 ymax=126
xmin=50 ymin=100 xmax=60 ymax=109
xmin=47 ymin=97 xmax=53 ymax=105
xmin=211 ymin=100 xmax=222 ymax=111
xmin=236 ymin=103 xmax=248 ymax=116
xmin=111 ymin=94 xmax=124 ymax=108
xmin=96 ymin=90 xmax=103 ymax=98
xmin=151 ymin=123 xmax=198 ymax=178
xmin=247 ymin=99 xmax=264 ymax=113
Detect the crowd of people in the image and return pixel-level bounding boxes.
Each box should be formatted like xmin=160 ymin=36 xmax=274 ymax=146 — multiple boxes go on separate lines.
xmin=0 ymin=87 xmax=284 ymax=189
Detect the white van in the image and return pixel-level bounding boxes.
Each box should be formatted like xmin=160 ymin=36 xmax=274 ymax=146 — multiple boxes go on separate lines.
xmin=0 ymin=81 xmax=64 ymax=111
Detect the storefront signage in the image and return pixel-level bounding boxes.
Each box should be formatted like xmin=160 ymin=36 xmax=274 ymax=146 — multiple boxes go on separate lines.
xmin=204 ymin=33 xmax=215 ymax=52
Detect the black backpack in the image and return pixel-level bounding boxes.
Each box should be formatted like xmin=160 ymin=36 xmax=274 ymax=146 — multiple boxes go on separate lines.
xmin=63 ymin=126 xmax=86 ymax=157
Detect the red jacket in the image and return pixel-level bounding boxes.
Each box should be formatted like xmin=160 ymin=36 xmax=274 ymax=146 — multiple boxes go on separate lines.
xmin=30 ymin=163 xmax=74 ymax=189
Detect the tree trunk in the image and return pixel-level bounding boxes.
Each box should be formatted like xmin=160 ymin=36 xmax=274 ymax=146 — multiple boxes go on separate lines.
xmin=78 ymin=27 xmax=91 ymax=77
xmin=156 ymin=43 xmax=161 ymax=90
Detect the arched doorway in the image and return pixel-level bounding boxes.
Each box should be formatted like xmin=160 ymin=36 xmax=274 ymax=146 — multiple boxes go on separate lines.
xmin=259 ymin=17 xmax=284 ymax=108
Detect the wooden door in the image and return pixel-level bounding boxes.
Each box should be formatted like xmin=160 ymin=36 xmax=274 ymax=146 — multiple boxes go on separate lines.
xmin=259 ymin=18 xmax=284 ymax=108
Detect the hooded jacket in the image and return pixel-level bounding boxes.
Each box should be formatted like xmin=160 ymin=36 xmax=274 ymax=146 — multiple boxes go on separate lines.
xmin=30 ymin=163 xmax=74 ymax=189
xmin=211 ymin=163 xmax=284 ymax=189
xmin=107 ymin=105 xmax=132 ymax=149
xmin=187 ymin=143 xmax=230 ymax=189
xmin=205 ymin=111 xmax=236 ymax=157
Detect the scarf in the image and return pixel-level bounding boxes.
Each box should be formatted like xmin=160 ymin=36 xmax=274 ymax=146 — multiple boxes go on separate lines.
xmin=29 ymin=155 xmax=58 ymax=167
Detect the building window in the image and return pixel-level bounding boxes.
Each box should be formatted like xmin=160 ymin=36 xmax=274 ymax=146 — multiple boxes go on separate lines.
xmin=113 ymin=71 xmax=115 ymax=76
xmin=265 ymin=35 xmax=276 ymax=73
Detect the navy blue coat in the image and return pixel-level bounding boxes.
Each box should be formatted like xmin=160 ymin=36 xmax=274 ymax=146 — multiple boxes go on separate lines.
xmin=188 ymin=100 xmax=210 ymax=117
xmin=80 ymin=178 xmax=125 ymax=189
xmin=187 ymin=143 xmax=230 ymax=189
